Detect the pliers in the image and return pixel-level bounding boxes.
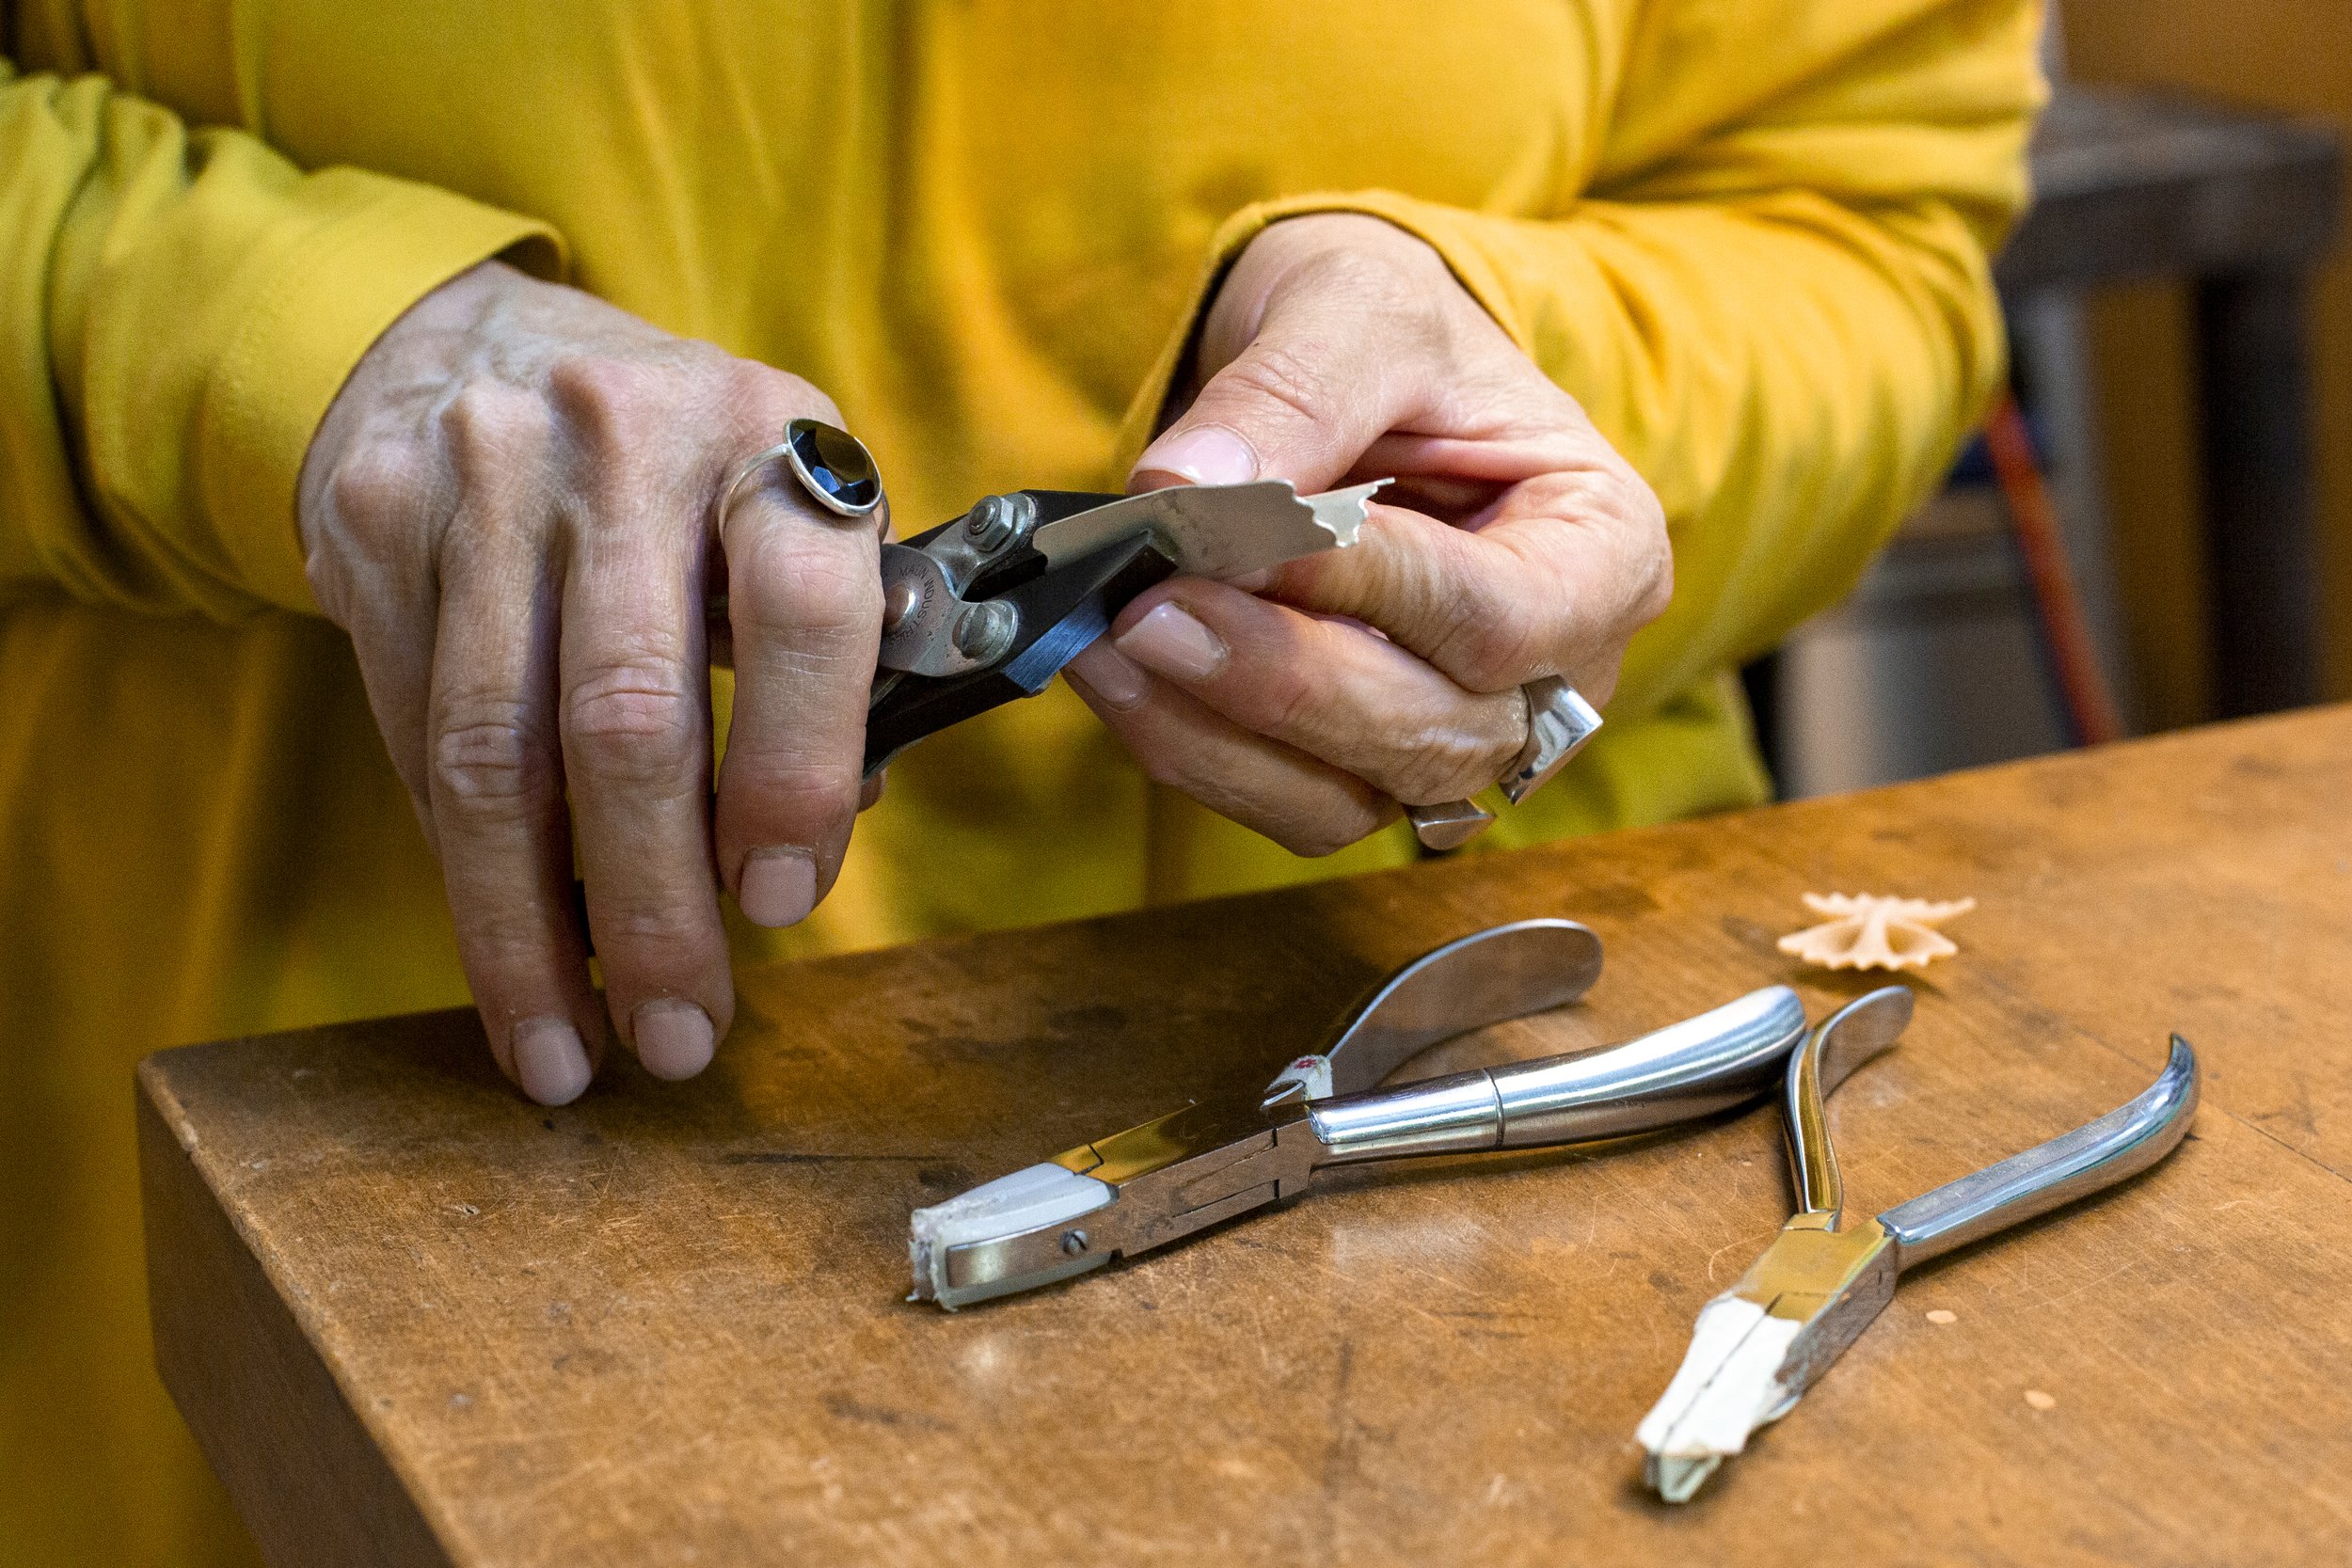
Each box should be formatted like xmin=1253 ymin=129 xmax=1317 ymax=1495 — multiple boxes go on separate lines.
xmin=908 ymin=919 xmax=1812 ymax=1309
xmin=1635 ymin=986 xmax=2201 ymax=1500
xmin=723 ymin=419 xmax=1600 ymax=838
xmin=864 ymin=479 xmax=1384 ymax=776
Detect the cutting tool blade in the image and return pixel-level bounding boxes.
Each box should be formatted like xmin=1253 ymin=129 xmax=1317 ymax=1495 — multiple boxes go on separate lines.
xmin=1634 ymin=1216 xmax=1896 ymax=1500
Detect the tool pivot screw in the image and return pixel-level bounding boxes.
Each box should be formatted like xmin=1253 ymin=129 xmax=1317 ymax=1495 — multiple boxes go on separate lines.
xmin=1060 ymin=1230 xmax=1089 ymax=1257
xmin=952 ymin=599 xmax=1019 ymax=664
xmin=962 ymin=493 xmax=1036 ymax=554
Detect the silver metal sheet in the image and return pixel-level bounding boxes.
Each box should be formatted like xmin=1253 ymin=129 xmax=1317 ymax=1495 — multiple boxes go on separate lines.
xmin=1031 ymin=479 xmax=1383 ymax=582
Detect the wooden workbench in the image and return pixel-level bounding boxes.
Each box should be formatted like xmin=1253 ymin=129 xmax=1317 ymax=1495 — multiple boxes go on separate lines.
xmin=140 ymin=709 xmax=2352 ymax=1567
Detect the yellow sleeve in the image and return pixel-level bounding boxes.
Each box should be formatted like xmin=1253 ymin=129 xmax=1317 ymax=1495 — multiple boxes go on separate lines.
xmin=0 ymin=53 xmax=562 ymax=619
xmin=1120 ymin=0 xmax=2042 ymax=721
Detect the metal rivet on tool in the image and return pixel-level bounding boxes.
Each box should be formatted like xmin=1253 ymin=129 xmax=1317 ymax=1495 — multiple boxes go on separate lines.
xmin=882 ymin=576 xmax=921 ymax=636
xmin=964 ymin=495 xmax=1015 ymax=551
xmin=952 ymin=599 xmax=1019 ymax=663
xmin=1059 ymin=1230 xmax=1089 ymax=1256
xmin=962 ymin=493 xmax=1035 ymax=554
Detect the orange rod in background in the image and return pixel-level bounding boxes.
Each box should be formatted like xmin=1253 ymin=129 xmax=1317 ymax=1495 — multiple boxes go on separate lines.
xmin=1981 ymin=392 xmax=2125 ymax=747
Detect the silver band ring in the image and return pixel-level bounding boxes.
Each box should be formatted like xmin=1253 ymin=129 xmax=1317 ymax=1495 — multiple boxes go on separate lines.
xmin=1406 ymin=676 xmax=1604 ymax=851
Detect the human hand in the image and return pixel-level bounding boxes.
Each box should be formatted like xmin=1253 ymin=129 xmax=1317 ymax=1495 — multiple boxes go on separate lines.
xmin=298 ymin=261 xmax=881 ymax=1103
xmin=1064 ymin=213 xmax=1671 ymax=855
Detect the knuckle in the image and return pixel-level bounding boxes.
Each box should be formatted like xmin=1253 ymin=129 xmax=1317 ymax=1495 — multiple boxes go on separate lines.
xmin=300 ymin=549 xmax=353 ymax=626
xmin=1216 ymin=338 xmax=1335 ymax=430
xmin=1251 ymin=657 xmax=1324 ymax=738
xmin=564 ymin=662 xmax=703 ymax=786
xmin=1134 ymin=746 xmax=1194 ymax=795
xmin=431 ymin=703 xmax=552 ymax=815
xmin=586 ymin=900 xmax=712 ymax=972
xmin=452 ymin=905 xmax=566 ymax=974
xmin=1585 ymin=461 xmax=1673 ymax=627
xmin=1630 ymin=530 xmax=1675 ymax=624
xmin=1388 ymin=722 xmax=1510 ymax=805
xmin=723 ymin=754 xmax=859 ymax=831
xmin=1268 ymin=800 xmax=1385 ymax=860
xmin=727 ymin=529 xmax=881 ymax=649
xmin=1434 ymin=588 xmax=1551 ymax=691
xmin=326 ymin=437 xmax=438 ymax=532
xmin=546 ymin=355 xmax=678 ymax=457
xmin=726 ymin=359 xmax=841 ymax=431
xmin=438 ymin=382 xmax=553 ymax=471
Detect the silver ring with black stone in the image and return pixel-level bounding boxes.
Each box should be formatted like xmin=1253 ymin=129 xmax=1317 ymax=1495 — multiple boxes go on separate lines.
xmin=707 ymin=417 xmax=888 ymax=632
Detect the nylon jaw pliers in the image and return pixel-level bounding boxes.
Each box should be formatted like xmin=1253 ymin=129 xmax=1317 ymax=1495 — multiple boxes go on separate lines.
xmin=907 ymin=919 xmax=1813 ymax=1309
xmin=1635 ymin=987 xmax=2201 ymax=1500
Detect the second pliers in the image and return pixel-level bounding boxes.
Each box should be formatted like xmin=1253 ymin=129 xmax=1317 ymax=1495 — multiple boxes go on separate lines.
xmin=908 ymin=919 xmax=1811 ymax=1308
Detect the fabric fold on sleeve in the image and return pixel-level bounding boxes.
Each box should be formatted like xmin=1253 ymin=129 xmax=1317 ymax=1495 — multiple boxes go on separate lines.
xmin=2 ymin=59 xmax=563 ymax=619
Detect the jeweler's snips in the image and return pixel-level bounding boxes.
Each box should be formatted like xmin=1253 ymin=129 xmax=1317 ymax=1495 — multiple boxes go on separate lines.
xmin=711 ymin=423 xmax=1402 ymax=781
xmin=1636 ymin=989 xmax=2201 ymax=1502
xmin=862 ymin=479 xmax=1384 ymax=777
xmin=908 ymin=919 xmax=1811 ymax=1309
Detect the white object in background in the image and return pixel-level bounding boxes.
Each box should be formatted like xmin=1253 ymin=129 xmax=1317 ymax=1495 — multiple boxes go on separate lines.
xmin=1777 ymin=894 xmax=1977 ymax=972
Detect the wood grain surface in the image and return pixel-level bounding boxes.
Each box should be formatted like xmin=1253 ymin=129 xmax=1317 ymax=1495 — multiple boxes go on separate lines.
xmin=140 ymin=708 xmax=2352 ymax=1567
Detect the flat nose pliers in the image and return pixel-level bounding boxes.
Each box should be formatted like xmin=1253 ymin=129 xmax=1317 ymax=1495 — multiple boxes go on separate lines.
xmin=1635 ymin=987 xmax=2201 ymax=1500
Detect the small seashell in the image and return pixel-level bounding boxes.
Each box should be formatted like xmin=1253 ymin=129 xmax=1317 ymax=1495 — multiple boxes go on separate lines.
xmin=1777 ymin=893 xmax=1977 ymax=973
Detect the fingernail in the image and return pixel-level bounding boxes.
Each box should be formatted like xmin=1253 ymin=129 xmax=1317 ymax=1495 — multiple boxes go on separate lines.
xmin=512 ymin=1017 xmax=593 ymax=1106
xmin=1066 ymin=640 xmax=1150 ymax=710
xmin=633 ymin=1000 xmax=715 ymax=1082
xmin=739 ymin=846 xmax=817 ymax=927
xmin=1135 ymin=425 xmax=1258 ymax=488
xmin=1227 ymin=568 xmax=1274 ymax=593
xmin=1117 ymin=602 xmax=1227 ymax=682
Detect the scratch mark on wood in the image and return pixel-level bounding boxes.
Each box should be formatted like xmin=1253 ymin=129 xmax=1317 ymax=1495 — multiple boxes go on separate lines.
xmin=824 ymin=1393 xmax=954 ymax=1434
xmin=720 ymin=1151 xmax=950 ymax=1165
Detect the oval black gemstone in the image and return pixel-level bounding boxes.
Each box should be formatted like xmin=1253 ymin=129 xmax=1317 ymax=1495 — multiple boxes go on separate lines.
xmin=785 ymin=418 xmax=882 ymax=514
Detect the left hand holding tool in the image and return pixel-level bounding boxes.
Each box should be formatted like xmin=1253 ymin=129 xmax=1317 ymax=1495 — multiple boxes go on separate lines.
xmin=1065 ymin=212 xmax=1669 ymax=854
xmin=296 ymin=261 xmax=886 ymax=1103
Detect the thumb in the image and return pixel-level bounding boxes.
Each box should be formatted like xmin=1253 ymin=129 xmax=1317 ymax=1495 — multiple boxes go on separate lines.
xmin=1133 ymin=265 xmax=1422 ymax=497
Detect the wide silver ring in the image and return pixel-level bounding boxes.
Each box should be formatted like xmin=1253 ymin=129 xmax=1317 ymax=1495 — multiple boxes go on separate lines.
xmin=716 ymin=416 xmax=888 ymax=532
xmin=1406 ymin=676 xmax=1604 ymax=851
xmin=1495 ymin=676 xmax=1604 ymax=804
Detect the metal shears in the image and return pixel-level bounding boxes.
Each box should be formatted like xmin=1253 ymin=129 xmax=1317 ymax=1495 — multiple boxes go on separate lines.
xmin=713 ymin=420 xmax=1386 ymax=777
xmin=908 ymin=919 xmax=1813 ymax=1309
xmin=1635 ymin=986 xmax=2201 ymax=1500
xmin=863 ymin=478 xmax=1387 ymax=777
xmin=722 ymin=420 xmax=1601 ymax=835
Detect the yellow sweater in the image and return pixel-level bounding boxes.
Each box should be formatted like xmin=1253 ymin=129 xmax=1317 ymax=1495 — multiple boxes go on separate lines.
xmin=0 ymin=1 xmax=2038 ymax=1559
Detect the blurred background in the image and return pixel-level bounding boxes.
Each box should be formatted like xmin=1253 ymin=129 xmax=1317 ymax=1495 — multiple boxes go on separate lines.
xmin=1754 ymin=0 xmax=2352 ymax=796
